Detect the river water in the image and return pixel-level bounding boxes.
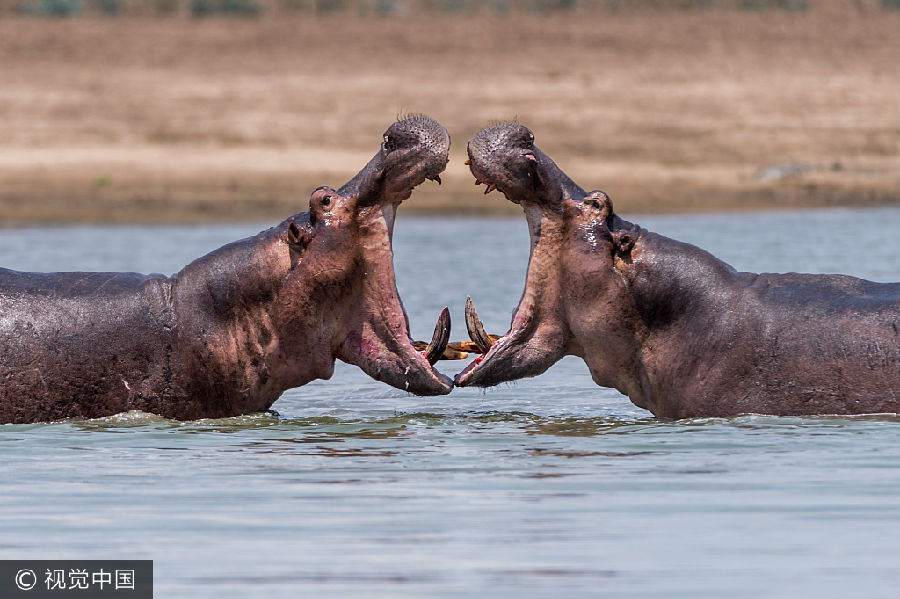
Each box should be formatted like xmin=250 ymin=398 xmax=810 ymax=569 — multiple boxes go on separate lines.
xmin=1 ymin=208 xmax=898 ymax=598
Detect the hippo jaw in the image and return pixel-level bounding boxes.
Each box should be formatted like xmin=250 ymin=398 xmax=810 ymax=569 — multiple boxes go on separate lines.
xmin=456 ymin=124 xmax=578 ymax=388
xmin=337 ymin=302 xmax=454 ymax=396
xmin=453 ymin=212 xmax=570 ymax=387
xmin=332 ymin=117 xmax=453 ymax=395
xmin=335 ymin=202 xmax=453 ymax=395
xmin=454 ymin=281 xmax=568 ymax=388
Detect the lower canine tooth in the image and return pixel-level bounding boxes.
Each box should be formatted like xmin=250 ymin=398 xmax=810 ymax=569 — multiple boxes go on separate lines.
xmin=424 ymin=306 xmax=451 ymax=366
xmin=465 ymin=296 xmax=495 ymax=354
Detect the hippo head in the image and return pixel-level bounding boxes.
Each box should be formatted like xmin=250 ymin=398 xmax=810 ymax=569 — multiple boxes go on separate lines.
xmin=456 ymin=124 xmax=641 ymax=392
xmin=272 ymin=116 xmax=453 ymax=395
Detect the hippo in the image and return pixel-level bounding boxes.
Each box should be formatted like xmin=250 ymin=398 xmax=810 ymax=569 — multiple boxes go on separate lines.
xmin=455 ymin=123 xmax=900 ymax=418
xmin=0 ymin=117 xmax=454 ymax=425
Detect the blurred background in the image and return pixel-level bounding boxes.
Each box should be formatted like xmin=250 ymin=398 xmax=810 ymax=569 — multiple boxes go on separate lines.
xmin=0 ymin=0 xmax=897 ymax=223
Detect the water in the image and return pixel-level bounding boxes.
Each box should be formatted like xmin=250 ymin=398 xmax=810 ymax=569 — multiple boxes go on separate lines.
xmin=1 ymin=208 xmax=898 ymax=598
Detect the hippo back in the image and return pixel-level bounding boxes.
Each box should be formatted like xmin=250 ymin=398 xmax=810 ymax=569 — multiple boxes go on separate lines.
xmin=1 ymin=268 xmax=166 ymax=295
xmin=0 ymin=268 xmax=176 ymax=423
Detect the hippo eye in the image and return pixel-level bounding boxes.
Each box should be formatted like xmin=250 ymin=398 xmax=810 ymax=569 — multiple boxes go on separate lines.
xmin=321 ymin=196 xmax=331 ymax=207
xmin=382 ymin=135 xmax=391 ymax=152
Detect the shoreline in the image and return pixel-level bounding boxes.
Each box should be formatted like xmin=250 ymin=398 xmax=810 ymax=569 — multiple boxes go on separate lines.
xmin=1 ymin=11 xmax=896 ymax=224
xmin=1 ymin=185 xmax=896 ymax=226
xmin=1 ymin=148 xmax=895 ymax=224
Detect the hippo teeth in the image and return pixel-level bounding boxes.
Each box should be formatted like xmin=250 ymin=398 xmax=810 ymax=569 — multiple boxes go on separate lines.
xmin=426 ymin=174 xmax=442 ymax=185
xmin=465 ymin=296 xmax=495 ymax=355
xmin=423 ymin=307 xmax=451 ymax=366
xmin=474 ymin=177 xmax=498 ymax=194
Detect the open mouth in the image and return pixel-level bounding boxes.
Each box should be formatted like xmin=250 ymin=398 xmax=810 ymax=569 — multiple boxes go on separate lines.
xmin=339 ymin=198 xmax=454 ymax=395
xmin=453 ymin=156 xmax=543 ymax=387
xmin=454 ymin=124 xmax=580 ymax=388
xmin=337 ymin=119 xmax=456 ymax=395
xmin=391 ymin=169 xmax=452 ymax=368
xmin=382 ymin=179 xmax=454 ymax=383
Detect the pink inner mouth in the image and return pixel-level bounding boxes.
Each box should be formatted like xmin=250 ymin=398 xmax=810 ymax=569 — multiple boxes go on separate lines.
xmin=455 ymin=187 xmax=542 ymax=384
xmin=458 ymin=156 xmax=546 ymax=385
xmin=349 ymin=189 xmax=451 ymax=390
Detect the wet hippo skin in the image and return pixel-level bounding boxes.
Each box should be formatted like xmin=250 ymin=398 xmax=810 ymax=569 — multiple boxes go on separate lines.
xmin=457 ymin=124 xmax=900 ymax=418
xmin=0 ymin=117 xmax=454 ymax=424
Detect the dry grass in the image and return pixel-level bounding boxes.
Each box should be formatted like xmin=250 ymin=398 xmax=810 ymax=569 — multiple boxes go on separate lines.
xmin=0 ymin=7 xmax=897 ymax=223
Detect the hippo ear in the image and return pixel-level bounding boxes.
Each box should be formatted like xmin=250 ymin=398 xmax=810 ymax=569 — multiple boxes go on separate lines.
xmin=582 ymin=190 xmax=613 ymax=221
xmin=611 ymin=230 xmax=636 ymax=254
xmin=286 ymin=220 xmax=311 ymax=253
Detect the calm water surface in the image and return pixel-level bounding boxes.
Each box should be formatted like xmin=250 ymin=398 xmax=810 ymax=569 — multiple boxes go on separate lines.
xmin=1 ymin=208 xmax=898 ymax=598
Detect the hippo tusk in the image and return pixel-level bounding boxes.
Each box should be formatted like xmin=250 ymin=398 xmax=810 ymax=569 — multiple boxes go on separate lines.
xmin=465 ymin=296 xmax=495 ymax=354
xmin=411 ymin=304 xmax=500 ymax=360
xmin=423 ymin=306 xmax=451 ymax=365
